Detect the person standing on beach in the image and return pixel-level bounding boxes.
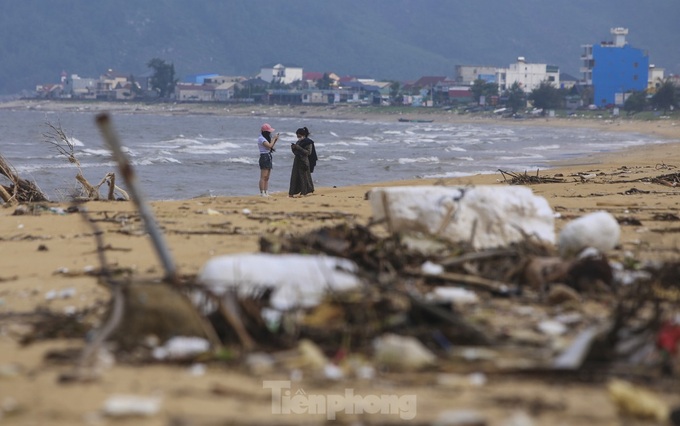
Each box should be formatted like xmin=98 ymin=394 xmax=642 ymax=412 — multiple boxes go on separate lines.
xmin=258 ymin=123 xmax=279 ymax=197
xmin=288 ymin=126 xmax=317 ymax=197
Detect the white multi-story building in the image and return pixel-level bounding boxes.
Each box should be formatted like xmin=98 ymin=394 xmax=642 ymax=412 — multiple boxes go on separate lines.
xmin=648 ymin=64 xmax=666 ymax=93
xmin=258 ymin=63 xmax=303 ymax=85
xmin=498 ymin=57 xmax=560 ymax=92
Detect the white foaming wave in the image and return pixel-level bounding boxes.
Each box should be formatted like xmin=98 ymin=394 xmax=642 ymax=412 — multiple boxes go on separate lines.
xmin=458 ymin=157 xmax=475 ymax=162
xmin=80 ymin=148 xmax=113 ymax=157
xmin=445 ymin=146 xmax=467 ymax=152
xmin=586 ymin=137 xmax=660 ymax=150
xmin=384 ymin=130 xmax=403 ymax=135
xmin=527 ymin=144 xmax=560 ymax=151
xmin=398 ymin=156 xmax=439 ymax=165
xmin=226 ymin=157 xmax=256 ymax=165
xmin=326 ymin=155 xmax=347 ymax=161
xmin=67 ymin=137 xmax=85 ymax=147
xmin=136 ymin=156 xmax=181 ymax=165
xmin=80 ymin=146 xmax=134 ymax=157
xmin=164 ymin=137 xmax=203 ymax=145
xmin=421 ymin=170 xmax=495 ymax=179
xmin=17 ymin=161 xmax=119 ymax=173
xmin=498 ymin=153 xmax=544 ymax=161
xmin=454 ymin=138 xmax=483 ymax=145
xmin=180 ymin=141 xmax=240 ymax=154
xmin=325 ymin=148 xmax=356 ymax=155
xmin=352 ymin=136 xmax=374 ymax=142
xmin=330 ymin=131 xmax=339 ymax=137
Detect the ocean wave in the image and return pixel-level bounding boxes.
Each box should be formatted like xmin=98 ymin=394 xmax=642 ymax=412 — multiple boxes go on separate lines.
xmin=398 ymin=156 xmax=439 ymax=164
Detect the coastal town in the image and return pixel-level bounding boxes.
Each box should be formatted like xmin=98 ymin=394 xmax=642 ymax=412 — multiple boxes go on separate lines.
xmin=32 ymin=28 xmax=678 ymax=115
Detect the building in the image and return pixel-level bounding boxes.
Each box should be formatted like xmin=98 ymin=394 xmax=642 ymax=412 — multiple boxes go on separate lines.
xmin=581 ymin=28 xmax=649 ymax=107
xmin=62 ymin=74 xmax=97 ymax=98
xmin=454 ymin=65 xmax=499 ymax=85
xmin=499 ymin=57 xmax=560 ymax=92
xmin=648 ymin=65 xmax=666 ymax=94
xmin=258 ymin=63 xmax=303 ymax=85
xmin=175 ymin=83 xmax=214 ymax=102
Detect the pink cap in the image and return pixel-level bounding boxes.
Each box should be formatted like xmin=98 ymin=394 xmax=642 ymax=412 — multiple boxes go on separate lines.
xmin=261 ymin=123 xmax=275 ymax=132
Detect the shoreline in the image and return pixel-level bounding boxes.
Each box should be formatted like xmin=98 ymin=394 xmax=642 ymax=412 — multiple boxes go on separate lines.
xmin=2 ymin=98 xmax=679 ymax=139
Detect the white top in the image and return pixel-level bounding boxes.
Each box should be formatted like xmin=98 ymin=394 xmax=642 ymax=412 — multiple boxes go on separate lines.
xmin=258 ymin=134 xmax=270 ymax=154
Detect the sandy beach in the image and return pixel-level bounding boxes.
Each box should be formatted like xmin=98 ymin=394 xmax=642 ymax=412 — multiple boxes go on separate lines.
xmin=1 ymin=100 xmax=680 ymax=425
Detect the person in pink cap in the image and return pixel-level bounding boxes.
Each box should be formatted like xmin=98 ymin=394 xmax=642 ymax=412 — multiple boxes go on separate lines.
xmin=257 ymin=123 xmax=279 ymax=196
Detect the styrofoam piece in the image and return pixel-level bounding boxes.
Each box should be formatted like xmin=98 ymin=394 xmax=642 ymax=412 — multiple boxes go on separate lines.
xmin=368 ymin=186 xmax=555 ymax=249
xmin=197 ymin=253 xmax=361 ymax=310
xmin=558 ymin=211 xmax=620 ymax=257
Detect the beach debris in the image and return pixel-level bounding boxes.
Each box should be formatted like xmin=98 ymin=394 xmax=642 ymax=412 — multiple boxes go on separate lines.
xmin=0 ymin=153 xmax=48 ymax=204
xmin=428 ymin=286 xmax=480 ymax=306
xmin=101 ymin=394 xmax=162 ymax=418
xmin=42 ymin=121 xmax=129 ymax=201
xmin=498 ymin=169 xmax=565 ymax=185
xmin=557 ymin=211 xmax=620 ymax=258
xmin=372 ymin=333 xmax=437 ymax=371
xmin=432 ymin=409 xmax=487 ymax=426
xmin=151 ymin=336 xmax=211 ymax=361
xmin=109 ymin=281 xmax=216 ymax=352
xmin=650 ymin=172 xmax=680 ymax=187
xmin=608 ymin=378 xmax=669 ymax=422
xmin=197 ymin=253 xmax=362 ymax=311
xmin=368 ymin=185 xmax=555 ymax=250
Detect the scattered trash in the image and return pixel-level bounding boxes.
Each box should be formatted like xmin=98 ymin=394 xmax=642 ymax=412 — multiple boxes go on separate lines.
xmin=429 ymin=287 xmax=480 ymax=305
xmin=558 ymin=211 xmax=620 ymax=258
xmin=151 ymin=336 xmax=211 ymax=361
xmin=608 ymin=378 xmax=669 ymax=422
xmin=372 ymin=333 xmax=437 ymax=371
xmin=102 ymin=394 xmax=162 ymax=418
xmin=433 ymin=409 xmax=487 ymax=426
xmin=368 ymin=185 xmax=555 ymax=249
xmin=197 ymin=253 xmax=362 ymax=311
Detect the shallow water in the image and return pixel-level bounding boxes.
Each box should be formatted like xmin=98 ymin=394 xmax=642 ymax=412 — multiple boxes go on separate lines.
xmin=0 ymin=108 xmax=667 ymax=201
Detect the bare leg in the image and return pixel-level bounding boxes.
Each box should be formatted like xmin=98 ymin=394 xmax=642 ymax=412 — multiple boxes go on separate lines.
xmin=259 ymin=169 xmax=271 ymax=194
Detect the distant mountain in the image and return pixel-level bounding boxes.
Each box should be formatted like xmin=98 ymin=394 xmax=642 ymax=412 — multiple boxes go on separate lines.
xmin=1 ymin=0 xmax=678 ymax=96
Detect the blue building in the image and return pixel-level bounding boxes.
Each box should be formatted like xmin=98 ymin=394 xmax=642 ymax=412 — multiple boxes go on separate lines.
xmin=582 ymin=28 xmax=649 ymax=107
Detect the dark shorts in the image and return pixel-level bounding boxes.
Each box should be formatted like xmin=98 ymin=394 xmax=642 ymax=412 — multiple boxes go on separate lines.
xmin=259 ymin=153 xmax=272 ymax=170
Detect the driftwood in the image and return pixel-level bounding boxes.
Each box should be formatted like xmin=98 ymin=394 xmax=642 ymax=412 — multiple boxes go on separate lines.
xmin=43 ymin=121 xmax=129 ymax=201
xmin=0 ymin=154 xmax=49 ymax=204
xmin=499 ymin=168 xmax=565 ymax=185
xmin=76 ymin=172 xmax=130 ymax=201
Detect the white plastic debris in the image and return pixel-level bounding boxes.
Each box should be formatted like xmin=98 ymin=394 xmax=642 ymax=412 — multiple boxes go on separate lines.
xmin=537 ymin=319 xmax=568 ymax=336
xmin=421 ymin=260 xmax=445 ymax=275
xmin=372 ymin=333 xmax=437 ymax=371
xmin=151 ymin=336 xmax=210 ymax=360
xmin=368 ymin=186 xmax=555 ymax=249
xmin=197 ymin=253 xmax=361 ymax=311
xmin=558 ymin=211 xmax=620 ymax=258
xmin=429 ymin=287 xmax=479 ymax=305
xmin=102 ymin=394 xmax=162 ymax=417
xmin=433 ymin=409 xmax=487 ymax=426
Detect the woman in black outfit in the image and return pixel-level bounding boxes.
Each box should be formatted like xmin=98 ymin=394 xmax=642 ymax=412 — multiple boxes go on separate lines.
xmin=289 ymin=127 xmax=317 ymax=197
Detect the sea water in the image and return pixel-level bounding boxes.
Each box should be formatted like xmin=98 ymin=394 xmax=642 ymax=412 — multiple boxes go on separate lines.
xmin=0 ymin=108 xmax=669 ymax=201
